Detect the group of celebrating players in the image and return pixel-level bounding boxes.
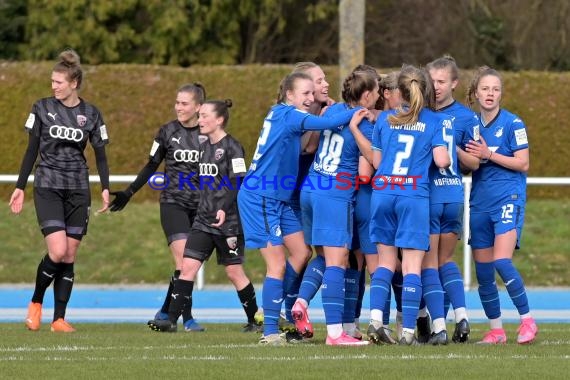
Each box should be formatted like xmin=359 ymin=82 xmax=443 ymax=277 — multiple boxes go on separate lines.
xmin=11 ymin=48 xmax=537 ymax=346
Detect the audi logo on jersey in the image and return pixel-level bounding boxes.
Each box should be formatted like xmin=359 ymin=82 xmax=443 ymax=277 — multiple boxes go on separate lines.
xmin=49 ymin=125 xmax=84 ymax=142
xmin=199 ymin=163 xmax=219 ymax=176
xmin=173 ymin=149 xmax=199 ymax=163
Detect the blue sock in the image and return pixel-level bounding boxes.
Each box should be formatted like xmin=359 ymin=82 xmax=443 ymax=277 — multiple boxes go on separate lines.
xmin=392 ymin=271 xmax=403 ymax=312
xmin=383 ymin=287 xmax=392 ymax=325
xmin=354 ymin=269 xmax=366 ymax=320
xmin=494 ymin=258 xmax=530 ymax=315
xmin=419 ymin=296 xmax=426 ymax=310
xmin=298 ymin=255 xmax=325 ymax=305
xmin=321 ymin=266 xmax=346 ymax=325
xmin=475 ymin=261 xmax=501 ymax=320
xmin=262 ymin=277 xmax=284 ymax=335
xmin=283 ymin=260 xmax=301 ymax=322
xmin=370 ymin=267 xmax=393 ymax=318
xmin=421 ymin=268 xmax=445 ymax=320
xmin=402 ymin=274 xmax=422 ymax=329
xmin=439 ymin=262 xmax=466 ymax=312
xmin=342 ymin=268 xmax=360 ymax=323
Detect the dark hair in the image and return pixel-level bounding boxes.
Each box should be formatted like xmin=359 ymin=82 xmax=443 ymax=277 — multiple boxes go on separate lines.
xmin=341 ymin=70 xmax=378 ymax=106
xmin=53 ymin=48 xmax=82 ymax=89
xmin=426 ymin=55 xmax=459 ymax=81
xmin=466 ymin=66 xmax=502 ymax=108
xmin=276 ymin=72 xmax=313 ymax=104
xmin=178 ymin=82 xmax=206 ymax=104
xmin=388 ymin=65 xmax=431 ymax=125
xmin=202 ymin=99 xmax=233 ymax=127
xmin=377 ymin=71 xmax=399 ymax=109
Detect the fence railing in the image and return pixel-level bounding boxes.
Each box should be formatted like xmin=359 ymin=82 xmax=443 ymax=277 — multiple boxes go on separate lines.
xmin=2 ymin=174 xmax=570 ymax=290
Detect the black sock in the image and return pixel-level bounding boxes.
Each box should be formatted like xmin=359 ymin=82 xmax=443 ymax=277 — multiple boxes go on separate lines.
xmin=182 ymin=296 xmax=194 ymax=323
xmin=237 ymin=282 xmax=258 ymax=323
xmin=168 ymin=279 xmax=193 ymax=324
xmin=160 ymin=270 xmax=180 ymax=314
xmin=53 ymin=263 xmax=74 ymax=320
xmin=31 ymin=254 xmax=60 ymax=304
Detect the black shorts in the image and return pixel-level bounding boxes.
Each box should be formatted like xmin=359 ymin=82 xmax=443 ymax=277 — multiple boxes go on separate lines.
xmin=34 ymin=187 xmax=91 ymax=240
xmin=184 ymin=229 xmax=245 ymax=266
xmin=160 ymin=202 xmax=197 ymax=245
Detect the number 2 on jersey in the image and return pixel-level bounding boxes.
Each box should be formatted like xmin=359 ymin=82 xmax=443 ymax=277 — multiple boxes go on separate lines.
xmin=252 ymin=117 xmax=272 ymax=163
xmin=392 ymin=134 xmax=414 ymax=175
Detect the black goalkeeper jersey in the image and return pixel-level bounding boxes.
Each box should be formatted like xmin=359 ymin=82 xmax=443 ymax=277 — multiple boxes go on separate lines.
xmin=150 ymin=120 xmax=203 ymax=208
xmin=25 ymin=97 xmax=108 ymax=189
xmin=192 ymin=134 xmax=247 ymax=236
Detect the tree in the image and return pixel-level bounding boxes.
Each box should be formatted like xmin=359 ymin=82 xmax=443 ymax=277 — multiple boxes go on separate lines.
xmin=0 ymin=0 xmax=27 ymax=60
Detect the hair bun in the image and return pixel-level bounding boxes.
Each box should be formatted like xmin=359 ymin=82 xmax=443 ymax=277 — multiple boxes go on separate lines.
xmin=224 ymin=99 xmax=233 ymax=108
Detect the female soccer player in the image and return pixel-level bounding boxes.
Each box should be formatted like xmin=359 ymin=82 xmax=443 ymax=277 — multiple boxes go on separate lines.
xmin=353 ymin=69 xmax=404 ymax=343
xmin=295 ymin=69 xmax=377 ymax=346
xmin=425 ymin=55 xmax=480 ymax=344
xmin=280 ymin=62 xmax=332 ymax=335
xmin=109 ymin=83 xmax=207 ymax=331
xmin=238 ymin=72 xmax=367 ymax=345
xmin=465 ymin=66 xmax=537 ymax=344
xmin=148 ymin=99 xmax=260 ymax=333
xmin=367 ymin=65 xmax=450 ymax=345
xmin=9 ymin=48 xmax=110 ymax=332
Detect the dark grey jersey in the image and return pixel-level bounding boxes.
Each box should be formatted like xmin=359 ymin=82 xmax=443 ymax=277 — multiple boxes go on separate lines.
xmin=150 ymin=121 xmax=204 ymax=207
xmin=193 ymin=134 xmax=247 ymax=236
xmin=25 ymin=97 xmax=108 ymax=189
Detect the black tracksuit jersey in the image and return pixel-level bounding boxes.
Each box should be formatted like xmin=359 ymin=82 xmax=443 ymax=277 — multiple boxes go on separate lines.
xmin=192 ymin=134 xmax=247 ymax=236
xmin=24 ymin=97 xmax=108 ymax=189
xmin=150 ymin=121 xmax=203 ymax=208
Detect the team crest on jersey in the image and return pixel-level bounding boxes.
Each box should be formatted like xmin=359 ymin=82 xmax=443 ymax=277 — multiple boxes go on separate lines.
xmin=494 ymin=127 xmax=503 ymax=138
xmin=215 ymin=148 xmax=224 ymax=160
xmin=77 ymin=115 xmax=87 ymax=127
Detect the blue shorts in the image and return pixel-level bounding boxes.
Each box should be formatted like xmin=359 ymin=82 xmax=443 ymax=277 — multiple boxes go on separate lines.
xmin=301 ymin=191 xmax=353 ymax=248
xmin=430 ymin=202 xmax=463 ymax=236
xmin=369 ymin=193 xmax=430 ymax=251
xmin=237 ymin=190 xmax=302 ymax=249
xmin=354 ymin=185 xmax=376 ymax=254
xmin=469 ymin=201 xmax=525 ymax=250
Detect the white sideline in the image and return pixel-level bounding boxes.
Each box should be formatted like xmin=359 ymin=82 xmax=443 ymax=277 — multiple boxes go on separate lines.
xmin=2 ymin=307 xmax=570 ymax=323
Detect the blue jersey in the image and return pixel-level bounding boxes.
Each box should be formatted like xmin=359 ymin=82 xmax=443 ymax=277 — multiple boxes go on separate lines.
xmin=303 ymin=103 xmax=374 ymax=200
xmin=371 ymin=108 xmax=446 ymax=198
xmin=429 ymin=101 xmax=477 ymax=204
xmin=242 ymin=103 xmax=359 ymax=201
xmin=470 ymin=109 xmax=529 ymax=211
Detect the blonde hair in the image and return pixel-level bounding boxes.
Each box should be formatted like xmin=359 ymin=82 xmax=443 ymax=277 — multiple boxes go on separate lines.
xmin=388 ymin=65 xmax=432 ymax=125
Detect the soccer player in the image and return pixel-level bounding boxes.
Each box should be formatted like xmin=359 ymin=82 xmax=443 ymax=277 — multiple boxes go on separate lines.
xmin=353 ymin=69 xmax=404 ymax=343
xmin=464 ymin=66 xmax=537 ymax=345
xmin=108 ymin=83 xmax=207 ymax=331
xmin=426 ymin=55 xmax=480 ymax=344
xmin=295 ymin=69 xmax=377 ymax=346
xmin=9 ymin=48 xmax=110 ymax=333
xmin=279 ymin=62 xmax=332 ymax=336
xmin=238 ymin=72 xmax=367 ymax=345
xmin=367 ymin=65 xmax=450 ymax=346
xmin=148 ymin=99 xmax=260 ymax=333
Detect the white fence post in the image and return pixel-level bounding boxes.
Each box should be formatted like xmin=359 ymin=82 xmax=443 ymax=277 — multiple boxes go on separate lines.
xmin=462 ymin=178 xmax=472 ymax=289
